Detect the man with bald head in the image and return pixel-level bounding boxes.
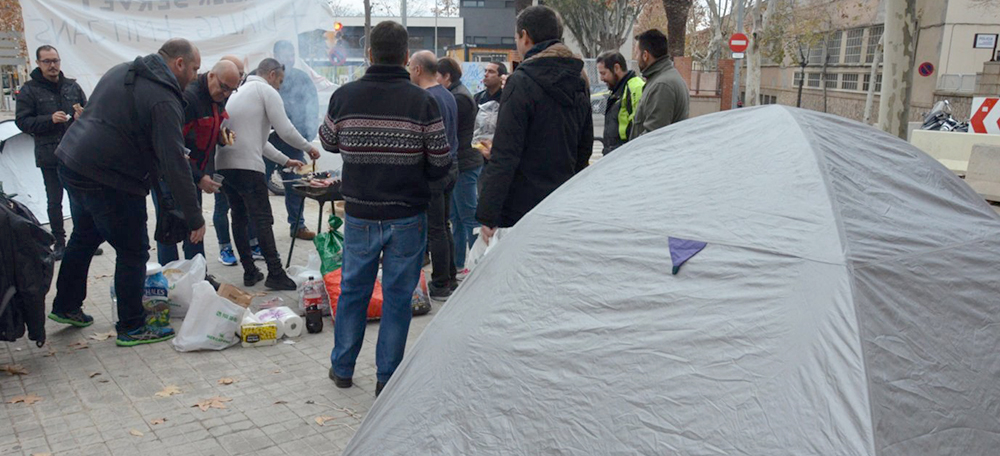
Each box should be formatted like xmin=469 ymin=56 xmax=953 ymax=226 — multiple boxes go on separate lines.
xmin=52 ymin=38 xmax=205 ymax=346
xmin=408 ymin=50 xmax=459 ymax=300
xmin=151 ymin=59 xmax=242 ymax=266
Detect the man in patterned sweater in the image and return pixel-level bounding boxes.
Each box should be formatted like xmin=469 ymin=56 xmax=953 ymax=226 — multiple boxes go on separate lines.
xmin=319 ymin=21 xmax=451 ymax=398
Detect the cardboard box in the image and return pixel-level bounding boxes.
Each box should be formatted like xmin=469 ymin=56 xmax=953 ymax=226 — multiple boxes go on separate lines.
xmin=240 ymin=322 xmax=278 ymax=347
xmin=217 ymin=283 xmax=253 ymax=308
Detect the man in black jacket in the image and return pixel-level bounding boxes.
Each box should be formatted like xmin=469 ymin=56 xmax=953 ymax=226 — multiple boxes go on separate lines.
xmin=14 ymin=45 xmax=98 ymax=260
xmin=473 ymin=62 xmax=507 ymax=106
xmin=437 ymin=57 xmax=481 ymax=277
xmin=476 ymin=6 xmax=593 ymax=241
xmin=51 ymin=39 xmax=205 ymax=347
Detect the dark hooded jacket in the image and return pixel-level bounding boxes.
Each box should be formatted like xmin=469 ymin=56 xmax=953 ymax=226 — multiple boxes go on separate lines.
xmin=56 ymin=54 xmax=204 ymax=230
xmin=0 ymin=193 xmax=54 ymax=347
xmin=14 ymin=68 xmax=87 ymax=168
xmin=476 ymin=41 xmax=593 ymax=228
xmin=449 ymin=81 xmax=482 ymax=171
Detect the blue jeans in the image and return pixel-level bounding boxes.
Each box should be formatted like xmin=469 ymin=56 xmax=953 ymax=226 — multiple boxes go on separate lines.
xmin=151 ymin=183 xmax=205 ymax=265
xmin=330 ymin=213 xmax=427 ymax=384
xmin=53 ymin=164 xmax=149 ymax=332
xmin=265 ymin=134 xmax=307 ymax=231
xmin=213 ymin=191 xmax=258 ymax=249
xmin=450 ymin=165 xmax=481 ymax=269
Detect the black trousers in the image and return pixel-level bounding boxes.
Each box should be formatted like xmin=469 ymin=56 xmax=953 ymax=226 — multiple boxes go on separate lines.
xmin=428 ymin=168 xmax=457 ymax=289
xmin=40 ymin=166 xmax=65 ymax=243
xmin=218 ymin=169 xmax=284 ymax=276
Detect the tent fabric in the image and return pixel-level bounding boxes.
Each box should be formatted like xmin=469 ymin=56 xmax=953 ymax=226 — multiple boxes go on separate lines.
xmin=0 ymin=121 xmax=65 ymax=224
xmin=342 ymin=106 xmax=1000 ymax=455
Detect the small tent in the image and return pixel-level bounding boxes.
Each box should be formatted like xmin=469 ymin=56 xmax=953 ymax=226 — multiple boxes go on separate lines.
xmin=0 ymin=120 xmax=65 ymax=224
xmin=343 ymin=106 xmax=1000 ymax=455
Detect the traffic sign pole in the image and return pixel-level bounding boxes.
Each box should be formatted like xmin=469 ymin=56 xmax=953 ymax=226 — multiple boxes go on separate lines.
xmin=732 ymin=0 xmax=744 ymax=110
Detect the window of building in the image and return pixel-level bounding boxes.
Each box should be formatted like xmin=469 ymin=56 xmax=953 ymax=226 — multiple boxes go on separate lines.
xmin=866 ymin=25 xmax=884 ymax=64
xmin=863 ymin=73 xmax=883 ymax=92
xmin=824 ymin=73 xmax=838 ymax=89
xmin=501 ymin=37 xmax=515 ymax=45
xmin=794 ymin=72 xmax=804 ymax=87
xmin=474 ymin=53 xmax=508 ymax=62
xmin=808 ymin=41 xmax=824 ymax=65
xmin=844 ymin=28 xmax=864 ymax=63
xmin=841 ymin=73 xmax=859 ymax=90
xmin=462 ymin=0 xmax=485 ymax=7
xmin=473 ymin=36 xmax=488 ymax=44
xmin=826 ymin=30 xmax=842 ymax=65
xmin=807 ymin=73 xmax=821 ymax=88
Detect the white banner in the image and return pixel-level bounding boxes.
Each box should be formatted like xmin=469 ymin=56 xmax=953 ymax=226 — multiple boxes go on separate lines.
xmin=20 ymin=0 xmax=336 ymax=94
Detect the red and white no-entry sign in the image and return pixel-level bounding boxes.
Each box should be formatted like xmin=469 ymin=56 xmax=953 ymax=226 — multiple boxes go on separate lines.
xmin=729 ymin=33 xmax=749 ymax=53
xmin=971 ymin=97 xmax=1000 ymax=134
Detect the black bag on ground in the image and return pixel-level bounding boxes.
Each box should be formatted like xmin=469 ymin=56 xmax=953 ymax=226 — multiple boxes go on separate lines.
xmin=0 ymin=192 xmax=54 ymax=347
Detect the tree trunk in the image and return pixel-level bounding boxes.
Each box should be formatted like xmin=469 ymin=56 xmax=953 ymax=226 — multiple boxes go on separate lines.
xmin=878 ymin=0 xmax=918 ymax=139
xmin=745 ymin=0 xmax=763 ymax=106
xmin=797 ymin=67 xmax=805 ymax=107
xmin=662 ymin=0 xmax=693 ymax=58
xmin=863 ymin=32 xmax=884 ymax=125
xmin=364 ymin=0 xmax=372 ymax=65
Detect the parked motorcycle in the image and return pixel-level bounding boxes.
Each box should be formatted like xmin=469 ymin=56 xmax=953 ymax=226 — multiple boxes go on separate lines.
xmin=921 ymin=100 xmax=969 ymax=132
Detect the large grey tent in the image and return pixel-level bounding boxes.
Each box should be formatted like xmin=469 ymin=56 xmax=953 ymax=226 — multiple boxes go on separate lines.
xmin=344 ymin=106 xmax=1000 ymax=455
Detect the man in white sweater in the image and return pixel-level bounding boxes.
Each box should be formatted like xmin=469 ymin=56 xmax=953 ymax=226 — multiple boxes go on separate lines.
xmin=216 ymin=58 xmax=320 ymax=290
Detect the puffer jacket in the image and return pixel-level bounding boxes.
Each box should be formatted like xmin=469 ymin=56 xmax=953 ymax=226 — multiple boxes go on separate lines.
xmin=14 ymin=68 xmax=87 ymax=168
xmin=0 ymin=193 xmax=54 ymax=347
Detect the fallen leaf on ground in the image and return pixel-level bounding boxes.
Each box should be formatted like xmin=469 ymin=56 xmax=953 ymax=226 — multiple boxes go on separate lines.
xmin=30 ymin=453 xmax=52 ymax=456
xmin=272 ymin=369 xmax=281 ymax=374
xmin=154 ymin=385 xmax=182 ymax=398
xmin=150 ymin=418 xmax=167 ymax=425
xmin=305 ymin=400 xmax=315 ymax=405
xmin=7 ymin=394 xmax=43 ymax=405
xmin=314 ymin=416 xmax=335 ymax=426
xmin=1 ymin=364 xmax=28 ymax=375
xmin=273 ymin=400 xmax=288 ymax=405
xmin=98 ymin=379 xmax=109 ymax=383
xmin=192 ymin=396 xmax=232 ymax=412
xmin=68 ymin=341 xmax=89 ymax=350
xmin=43 ymin=350 xmax=56 ymax=357
xmin=129 ymin=429 xmax=144 ymax=437
xmin=217 ymin=377 xmax=237 ymax=385
xmin=89 ymin=372 xmax=101 ymax=378
xmin=88 ymin=331 xmax=116 ymax=341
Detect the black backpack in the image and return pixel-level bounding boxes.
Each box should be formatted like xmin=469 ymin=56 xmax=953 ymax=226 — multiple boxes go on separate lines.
xmin=0 ymin=191 xmax=54 ymax=347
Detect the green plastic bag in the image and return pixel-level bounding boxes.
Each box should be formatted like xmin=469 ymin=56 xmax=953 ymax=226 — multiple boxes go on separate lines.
xmin=313 ymin=214 xmax=344 ymax=275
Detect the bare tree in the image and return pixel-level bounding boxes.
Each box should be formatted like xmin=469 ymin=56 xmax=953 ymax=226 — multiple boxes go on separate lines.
xmin=744 ymin=0 xmax=779 ymax=106
xmin=548 ymin=0 xmax=647 ymax=58
xmin=693 ymin=0 xmax=744 ymax=70
xmin=663 ymin=0 xmax=693 ymax=58
xmin=877 ymin=0 xmax=918 ymax=139
xmin=364 ymin=0 xmax=373 ymax=65
xmin=862 ymin=31 xmax=883 ymax=125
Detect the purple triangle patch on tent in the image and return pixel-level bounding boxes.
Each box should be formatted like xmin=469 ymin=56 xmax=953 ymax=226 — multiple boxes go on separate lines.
xmin=669 ymin=237 xmax=707 ymax=275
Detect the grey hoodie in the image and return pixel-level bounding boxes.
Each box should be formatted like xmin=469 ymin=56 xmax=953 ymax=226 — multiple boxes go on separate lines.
xmin=629 ymin=56 xmax=690 ymax=139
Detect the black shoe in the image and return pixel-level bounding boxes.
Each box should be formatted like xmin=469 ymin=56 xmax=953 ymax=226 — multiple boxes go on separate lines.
xmin=412 ymin=300 xmax=431 ymax=316
xmin=94 ymin=247 xmax=104 ymax=256
xmin=243 ymin=268 xmax=264 ymax=287
xmin=429 ymin=284 xmax=452 ymax=302
xmin=265 ymin=272 xmax=297 ymax=291
xmin=329 ymin=368 xmax=352 ymax=388
xmin=206 ymin=274 xmax=222 ymax=291
xmin=375 ymin=381 xmax=386 ymax=397
xmin=449 ymin=280 xmax=458 ymax=293
xmin=52 ymin=240 xmax=66 ymax=261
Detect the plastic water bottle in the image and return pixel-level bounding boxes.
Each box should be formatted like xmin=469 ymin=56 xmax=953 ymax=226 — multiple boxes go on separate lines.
xmin=303 ymin=277 xmax=324 ymax=334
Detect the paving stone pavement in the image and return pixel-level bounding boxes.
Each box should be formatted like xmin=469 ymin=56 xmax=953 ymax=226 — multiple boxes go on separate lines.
xmin=0 ymin=190 xmax=440 ymax=455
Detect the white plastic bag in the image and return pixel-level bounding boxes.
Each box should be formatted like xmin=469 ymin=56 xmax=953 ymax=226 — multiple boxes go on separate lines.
xmin=466 ymin=228 xmax=506 ymax=272
xmin=162 ymin=254 xmax=207 ymax=318
xmin=286 ymin=252 xmax=321 ymax=287
xmin=172 ymin=281 xmax=242 ymax=352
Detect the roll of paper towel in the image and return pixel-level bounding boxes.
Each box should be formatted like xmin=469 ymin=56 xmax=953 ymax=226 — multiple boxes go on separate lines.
xmin=254 ymin=307 xmax=303 ymax=339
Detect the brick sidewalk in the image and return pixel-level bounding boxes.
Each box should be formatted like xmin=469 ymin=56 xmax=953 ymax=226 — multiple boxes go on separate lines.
xmin=0 ymin=191 xmax=438 ymax=455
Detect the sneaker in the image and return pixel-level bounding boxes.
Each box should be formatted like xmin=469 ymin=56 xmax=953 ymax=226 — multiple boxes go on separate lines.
xmin=449 ymin=280 xmax=458 ymax=293
xmin=375 ymin=381 xmax=386 ymax=397
xmin=265 ymin=272 xmax=297 ymax=291
xmin=456 ymin=268 xmax=471 ymax=282
xmin=429 ymin=284 xmax=452 ymax=302
xmin=219 ymin=247 xmax=237 ymax=266
xmin=329 ymin=368 xmax=352 ymax=388
xmin=292 ymin=227 xmax=316 ymax=241
xmin=252 ymin=245 xmax=265 ymax=261
xmin=115 ymin=325 xmax=175 ymax=347
xmin=47 ymin=310 xmax=94 ymax=328
xmin=52 ymin=240 xmax=66 ymax=261
xmin=244 ymin=268 xmax=264 ymax=287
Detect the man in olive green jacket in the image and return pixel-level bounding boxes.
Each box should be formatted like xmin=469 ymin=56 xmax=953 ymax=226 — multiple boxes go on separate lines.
xmin=630 ymin=29 xmax=690 ymax=140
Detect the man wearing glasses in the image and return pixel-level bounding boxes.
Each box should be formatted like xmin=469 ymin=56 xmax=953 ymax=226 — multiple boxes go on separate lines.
xmin=149 ymin=59 xmax=243 ymax=266
xmin=15 ymin=45 xmax=98 ymax=260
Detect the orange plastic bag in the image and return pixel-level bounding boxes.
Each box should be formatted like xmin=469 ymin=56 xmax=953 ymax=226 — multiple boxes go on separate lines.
xmin=325 ymin=269 xmax=384 ymax=321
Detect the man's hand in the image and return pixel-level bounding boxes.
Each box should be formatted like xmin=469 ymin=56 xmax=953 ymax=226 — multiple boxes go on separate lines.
xmin=307 ymin=147 xmax=321 ymax=160
xmin=190 ymin=224 xmax=207 ymax=244
xmin=73 ymin=104 xmax=84 ymax=118
xmin=286 ymin=159 xmax=306 ymax=169
xmin=52 ymin=111 xmax=69 ymax=124
xmin=479 ymin=139 xmax=493 ymax=160
xmin=197 ymin=175 xmax=222 ymax=194
xmin=481 ymin=226 xmax=496 ymax=245
xmin=500 ymin=74 xmax=509 ymax=90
